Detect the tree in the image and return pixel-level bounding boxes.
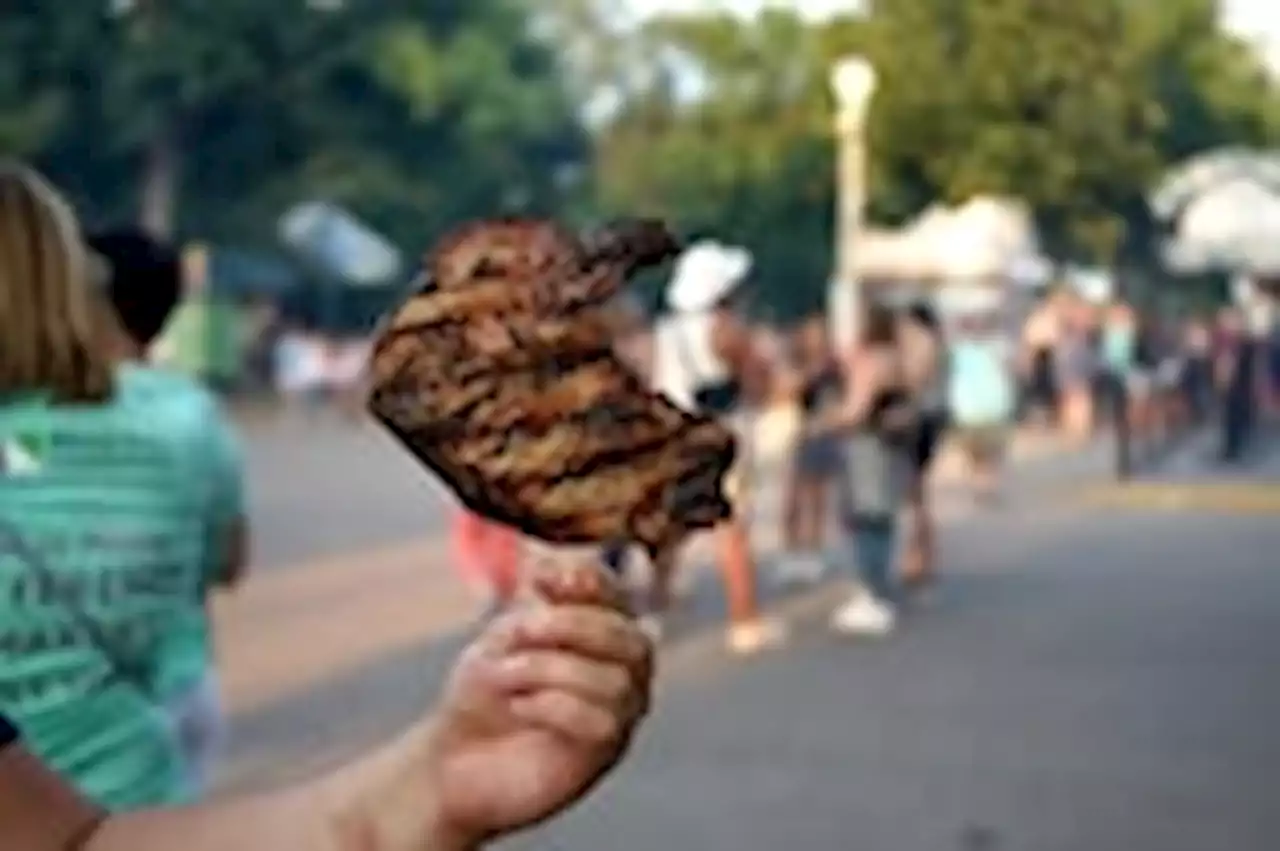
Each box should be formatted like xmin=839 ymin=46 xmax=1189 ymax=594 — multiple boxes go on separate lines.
xmin=1124 ymin=0 xmax=1280 ymax=172
xmin=590 ymin=10 xmax=869 ymax=320
xmin=863 ymin=0 xmax=1170 ymax=262
xmin=584 ymin=0 xmax=1280 ymax=300
xmin=0 ymin=0 xmax=589 ymax=247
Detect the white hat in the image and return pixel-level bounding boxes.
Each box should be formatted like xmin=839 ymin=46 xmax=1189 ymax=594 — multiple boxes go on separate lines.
xmin=666 ymin=241 xmax=752 ymax=312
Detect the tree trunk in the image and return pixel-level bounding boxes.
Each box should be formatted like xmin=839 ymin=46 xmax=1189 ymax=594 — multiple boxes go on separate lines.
xmin=139 ymin=122 xmax=180 ymax=238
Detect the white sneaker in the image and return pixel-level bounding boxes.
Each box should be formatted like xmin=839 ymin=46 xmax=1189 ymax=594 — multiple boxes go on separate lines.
xmin=830 ymin=593 xmax=896 ymax=637
xmin=774 ymin=552 xmax=827 ymax=586
xmin=726 ymin=616 xmax=787 ymax=655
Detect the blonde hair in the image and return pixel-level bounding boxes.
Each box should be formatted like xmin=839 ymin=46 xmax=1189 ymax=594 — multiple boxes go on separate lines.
xmin=0 ymin=163 xmax=113 ymax=403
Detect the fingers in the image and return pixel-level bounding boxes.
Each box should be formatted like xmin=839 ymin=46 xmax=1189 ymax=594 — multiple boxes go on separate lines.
xmin=530 ymin=559 xmax=631 ymax=615
xmin=475 ymin=604 xmax=655 ymax=738
xmin=507 ymin=605 xmax=652 ymax=672
xmin=509 ymin=689 xmax=628 ymax=748
xmin=495 ymin=650 xmax=636 ymax=713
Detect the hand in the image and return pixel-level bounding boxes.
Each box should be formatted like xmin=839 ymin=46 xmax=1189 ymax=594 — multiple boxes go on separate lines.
xmin=425 ymin=562 xmax=654 ymax=846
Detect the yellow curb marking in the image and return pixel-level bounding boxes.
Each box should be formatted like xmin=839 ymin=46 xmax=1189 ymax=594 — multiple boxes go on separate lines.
xmin=1073 ymin=482 xmax=1280 ymax=515
xmin=214 ymin=536 xmax=482 ymax=715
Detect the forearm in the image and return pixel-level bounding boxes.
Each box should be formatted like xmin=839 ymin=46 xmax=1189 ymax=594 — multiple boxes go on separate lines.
xmin=817 ymin=382 xmax=875 ymax=435
xmin=90 ymin=719 xmax=474 ymax=851
xmin=0 ymin=744 xmax=303 ymax=851
xmin=307 ymin=717 xmax=477 ymax=851
xmin=85 ymin=787 xmax=333 ymax=851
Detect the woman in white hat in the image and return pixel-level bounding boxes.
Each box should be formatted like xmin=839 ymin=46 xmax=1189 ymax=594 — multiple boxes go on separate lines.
xmin=648 ymin=241 xmax=785 ymax=655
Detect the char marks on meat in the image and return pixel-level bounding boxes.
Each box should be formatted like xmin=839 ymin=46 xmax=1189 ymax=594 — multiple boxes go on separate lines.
xmin=367 ymin=217 xmax=736 ymax=561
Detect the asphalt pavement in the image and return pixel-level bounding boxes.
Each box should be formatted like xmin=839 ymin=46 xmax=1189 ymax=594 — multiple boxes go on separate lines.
xmin=215 ymin=408 xmax=1087 ymax=732
xmin=502 ymin=502 xmax=1280 ymax=851
xmin=239 ymin=406 xmax=455 ymax=569
xmin=220 ymin=410 xmax=1280 ymax=850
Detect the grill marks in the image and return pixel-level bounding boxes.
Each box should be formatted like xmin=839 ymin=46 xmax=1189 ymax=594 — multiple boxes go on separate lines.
xmin=366 ymin=217 xmax=736 ymax=558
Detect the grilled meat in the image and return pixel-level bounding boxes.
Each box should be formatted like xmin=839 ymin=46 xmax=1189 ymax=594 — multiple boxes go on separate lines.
xmin=367 ymin=217 xmax=737 ymax=561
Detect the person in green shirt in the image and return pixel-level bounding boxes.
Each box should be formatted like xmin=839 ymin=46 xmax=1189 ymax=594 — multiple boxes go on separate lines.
xmin=89 ymin=228 xmax=248 ymax=799
xmin=0 ymin=164 xmax=193 ymax=808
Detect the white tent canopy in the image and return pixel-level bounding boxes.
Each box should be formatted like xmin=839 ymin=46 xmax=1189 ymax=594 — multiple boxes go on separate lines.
xmin=1164 ymin=178 xmax=1280 ymax=273
xmin=1150 ymin=148 xmax=1280 ymax=221
xmin=854 ymin=196 xmax=1051 ymax=285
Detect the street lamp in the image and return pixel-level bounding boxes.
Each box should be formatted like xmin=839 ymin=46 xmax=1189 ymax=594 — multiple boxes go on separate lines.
xmin=828 ymin=56 xmax=877 ymax=354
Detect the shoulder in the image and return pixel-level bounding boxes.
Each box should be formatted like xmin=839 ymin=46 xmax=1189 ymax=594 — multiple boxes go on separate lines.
xmin=117 ymin=365 xmax=230 ymax=440
xmin=119 ymin=364 xmax=217 ymax=410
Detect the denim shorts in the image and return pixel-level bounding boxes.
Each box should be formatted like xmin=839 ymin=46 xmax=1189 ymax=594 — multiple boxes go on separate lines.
xmin=165 ymin=671 xmax=225 ymax=800
xmin=845 ymin=514 xmax=898 ymax=601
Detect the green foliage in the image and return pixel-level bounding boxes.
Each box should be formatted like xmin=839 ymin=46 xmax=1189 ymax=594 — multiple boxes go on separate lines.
xmin=591 ymin=10 xmax=863 ymax=320
xmin=0 ymin=0 xmax=589 ymax=247
xmin=2 ymin=1 xmax=1278 ymax=320
xmin=579 ymin=0 xmax=1280 ymax=315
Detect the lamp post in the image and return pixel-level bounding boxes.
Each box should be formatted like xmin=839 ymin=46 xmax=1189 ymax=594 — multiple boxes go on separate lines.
xmin=828 ymin=56 xmax=877 ymax=354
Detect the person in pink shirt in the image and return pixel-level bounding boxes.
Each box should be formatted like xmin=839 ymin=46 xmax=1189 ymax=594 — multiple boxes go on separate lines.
xmin=453 ymin=509 xmax=522 ymax=613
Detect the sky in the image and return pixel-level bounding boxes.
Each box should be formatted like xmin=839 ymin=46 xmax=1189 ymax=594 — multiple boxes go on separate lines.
xmin=624 ymin=0 xmax=1280 ymax=69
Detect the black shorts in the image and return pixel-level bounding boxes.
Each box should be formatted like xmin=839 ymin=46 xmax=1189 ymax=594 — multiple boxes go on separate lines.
xmin=913 ymin=412 xmax=947 ymax=471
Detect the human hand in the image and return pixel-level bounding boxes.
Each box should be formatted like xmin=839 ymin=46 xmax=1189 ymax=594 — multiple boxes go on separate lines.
xmin=425 ymin=561 xmax=653 ymax=846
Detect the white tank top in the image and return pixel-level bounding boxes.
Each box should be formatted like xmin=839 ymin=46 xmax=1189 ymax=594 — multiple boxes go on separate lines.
xmin=653 ymin=312 xmax=730 ymax=412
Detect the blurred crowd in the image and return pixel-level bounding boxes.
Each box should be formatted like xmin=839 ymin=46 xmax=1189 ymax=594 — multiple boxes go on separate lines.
xmin=455 ymin=243 xmax=1280 ymax=656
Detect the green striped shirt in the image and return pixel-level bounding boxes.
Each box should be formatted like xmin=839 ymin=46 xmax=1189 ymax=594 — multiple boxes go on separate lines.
xmin=116 ymin=364 xmax=245 ymax=699
xmin=0 ymin=368 xmax=222 ymax=810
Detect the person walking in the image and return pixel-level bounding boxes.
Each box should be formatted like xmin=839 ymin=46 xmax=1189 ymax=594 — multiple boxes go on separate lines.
xmin=452 ymin=509 xmax=522 ymax=615
xmin=948 ymin=306 xmax=1018 ymax=504
xmin=1180 ymin=316 xmax=1214 ymax=426
xmin=651 ymin=241 xmax=785 ymax=654
xmin=814 ymin=303 xmax=915 ymax=637
xmin=778 ymin=316 xmax=840 ymax=584
xmin=898 ymin=301 xmax=949 ymax=594
xmin=1055 ymin=305 xmax=1096 ymax=446
xmin=87 ymin=227 xmax=248 ymax=800
xmin=1021 ymin=295 xmax=1061 ymax=428
xmin=1216 ymin=305 xmax=1262 ymax=462
xmin=0 ymin=164 xmax=190 ymax=809
xmin=1101 ymin=301 xmax=1159 ymax=444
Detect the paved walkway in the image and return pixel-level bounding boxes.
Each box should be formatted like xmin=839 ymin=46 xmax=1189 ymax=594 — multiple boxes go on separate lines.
xmin=505 ymin=492 xmax=1280 ymax=851
xmin=213 ymin=422 xmax=1108 ymax=792
xmin=214 ymin=412 xmax=1082 ymax=719
xmin=1076 ymin=425 xmax=1280 ymax=514
xmin=213 ymin=442 xmax=1280 ymax=850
